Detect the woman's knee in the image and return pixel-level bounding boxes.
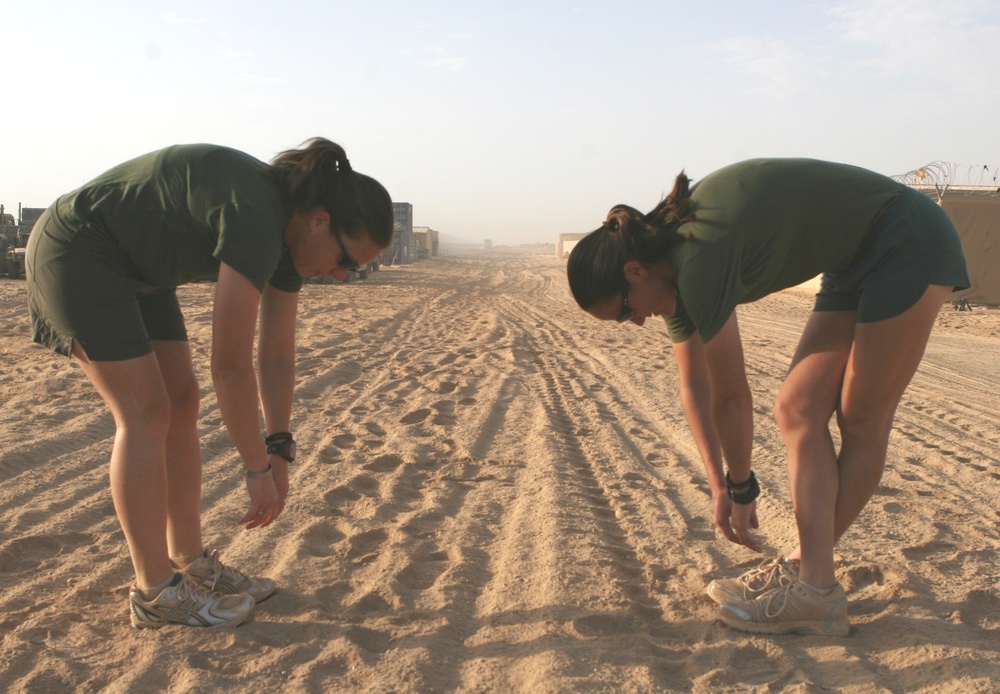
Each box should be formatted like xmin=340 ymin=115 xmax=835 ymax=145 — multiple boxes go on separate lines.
xmin=774 ymin=386 xmax=835 ymax=435
xmin=835 ymin=405 xmax=894 ymax=448
xmin=164 ymin=374 xmax=201 ymax=425
xmin=115 ymin=389 xmax=173 ymax=439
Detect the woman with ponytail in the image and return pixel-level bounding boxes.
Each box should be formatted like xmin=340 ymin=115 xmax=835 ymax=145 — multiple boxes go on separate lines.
xmin=568 ymin=158 xmax=969 ymax=636
xmin=26 ymin=138 xmax=393 ymax=628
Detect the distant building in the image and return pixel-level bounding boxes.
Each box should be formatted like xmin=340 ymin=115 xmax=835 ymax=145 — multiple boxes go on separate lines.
xmin=383 ymin=202 xmax=414 ymax=264
xmin=557 ymin=233 xmax=587 ymax=257
xmin=412 ymin=226 xmax=439 ymax=259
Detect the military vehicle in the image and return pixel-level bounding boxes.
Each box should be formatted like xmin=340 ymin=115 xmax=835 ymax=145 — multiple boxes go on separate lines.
xmin=1 ymin=204 xmax=44 ymax=278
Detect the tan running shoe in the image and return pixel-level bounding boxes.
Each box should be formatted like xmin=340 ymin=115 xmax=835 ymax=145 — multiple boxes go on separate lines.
xmin=178 ymin=549 xmax=277 ymax=603
xmin=717 ymin=574 xmax=850 ymax=636
xmin=707 ymin=556 xmax=798 ymax=604
xmin=129 ymin=573 xmax=254 ymax=629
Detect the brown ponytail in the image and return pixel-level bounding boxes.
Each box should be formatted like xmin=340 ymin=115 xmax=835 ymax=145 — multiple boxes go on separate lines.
xmin=647 ymin=171 xmax=696 ymax=232
xmin=567 ymin=169 xmax=696 ymax=309
xmin=270 ymin=137 xmax=394 ymax=248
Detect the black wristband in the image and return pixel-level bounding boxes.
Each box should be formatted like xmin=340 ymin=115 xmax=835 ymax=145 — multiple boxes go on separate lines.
xmin=265 ymin=432 xmax=296 ymax=462
xmin=726 ymin=470 xmax=760 ymax=504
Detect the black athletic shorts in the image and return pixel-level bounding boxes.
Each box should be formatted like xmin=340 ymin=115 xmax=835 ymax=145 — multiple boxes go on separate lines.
xmin=814 ymin=186 xmax=970 ymax=322
xmin=26 ymin=211 xmax=188 ymax=361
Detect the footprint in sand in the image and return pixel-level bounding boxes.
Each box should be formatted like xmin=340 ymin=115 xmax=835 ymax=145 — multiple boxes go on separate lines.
xmin=315 ymin=581 xmax=352 ymax=612
xmin=333 ymin=433 xmax=357 ymax=449
xmin=431 ymin=400 xmax=456 ymax=426
xmin=571 ymin=614 xmax=639 ymax=637
xmin=396 ymin=549 xmax=449 ymax=590
xmin=324 ymin=485 xmax=361 ymax=515
xmin=345 ymin=529 xmax=388 ymax=564
xmin=364 ymin=454 xmax=404 ymax=473
xmin=839 ymin=563 xmax=886 ymax=592
xmin=400 ymin=408 xmax=431 ymax=425
xmin=0 ymin=534 xmax=90 ymax=573
xmin=344 ymin=625 xmax=394 ymax=654
xmin=902 ymin=540 xmax=956 ymax=560
xmin=301 ymin=522 xmax=346 ymax=558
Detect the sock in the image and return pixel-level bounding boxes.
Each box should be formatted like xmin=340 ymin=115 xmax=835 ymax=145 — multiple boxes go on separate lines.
xmin=799 ymin=578 xmax=836 ymax=596
xmin=139 ymin=572 xmax=181 ymax=600
xmin=171 ymin=549 xmax=207 ymax=570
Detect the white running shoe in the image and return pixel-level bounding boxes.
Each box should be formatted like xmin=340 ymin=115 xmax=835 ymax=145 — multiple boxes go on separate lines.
xmin=129 ymin=573 xmax=254 ymax=629
xmin=707 ymin=556 xmax=799 ymax=605
xmin=178 ymin=549 xmax=277 ymax=603
xmin=718 ymin=574 xmax=850 ymax=636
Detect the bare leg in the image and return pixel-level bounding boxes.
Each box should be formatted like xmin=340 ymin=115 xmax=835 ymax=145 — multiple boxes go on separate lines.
xmin=151 ymin=340 xmax=204 ymax=564
xmin=73 ymin=343 xmax=174 ymax=591
xmin=777 ymin=286 xmax=952 ymax=588
xmin=774 ymin=312 xmax=854 ymax=588
xmin=827 ymin=285 xmax=952 ymax=548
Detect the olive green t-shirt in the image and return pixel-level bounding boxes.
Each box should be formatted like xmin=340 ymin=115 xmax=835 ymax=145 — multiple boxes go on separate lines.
xmin=664 ymin=158 xmax=903 ymax=343
xmin=47 ymin=144 xmax=302 ymax=293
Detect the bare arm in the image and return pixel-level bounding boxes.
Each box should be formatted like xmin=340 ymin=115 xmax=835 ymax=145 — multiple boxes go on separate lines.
xmin=257 ymin=284 xmax=298 ymax=436
xmin=257 ymin=283 xmax=299 ymax=514
xmin=672 ymin=311 xmax=760 ymax=549
xmin=212 ymin=262 xmax=280 ymax=527
xmin=701 ymin=312 xmax=754 ymax=486
xmin=672 ymin=331 xmax=728 ymax=496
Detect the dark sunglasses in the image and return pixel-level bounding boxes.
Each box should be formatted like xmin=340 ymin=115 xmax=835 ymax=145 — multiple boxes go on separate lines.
xmin=617 ymin=284 xmax=636 ymax=323
xmin=332 ymin=228 xmax=360 ymax=271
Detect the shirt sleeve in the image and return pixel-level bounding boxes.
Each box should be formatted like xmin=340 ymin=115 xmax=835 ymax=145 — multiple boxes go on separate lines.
xmin=664 ymin=294 xmax=697 ymax=343
xmin=211 ymin=202 xmax=287 ymax=293
xmin=269 ymin=247 xmax=303 ymax=293
xmin=669 ymin=245 xmax=747 ymax=343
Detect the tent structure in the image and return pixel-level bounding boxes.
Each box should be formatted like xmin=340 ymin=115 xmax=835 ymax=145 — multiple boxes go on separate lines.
xmin=893 ymin=163 xmax=1000 ymax=306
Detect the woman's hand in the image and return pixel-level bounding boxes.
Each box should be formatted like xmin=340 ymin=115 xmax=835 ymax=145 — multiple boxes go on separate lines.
xmin=269 ymin=457 xmax=290 ymax=516
xmin=713 ymin=491 xmax=762 ymax=551
xmin=240 ymin=473 xmax=282 ymax=529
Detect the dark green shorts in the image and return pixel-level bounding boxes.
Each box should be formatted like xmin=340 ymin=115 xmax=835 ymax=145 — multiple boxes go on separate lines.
xmin=26 ymin=211 xmax=188 ymax=361
xmin=814 ymin=186 xmax=970 ymax=322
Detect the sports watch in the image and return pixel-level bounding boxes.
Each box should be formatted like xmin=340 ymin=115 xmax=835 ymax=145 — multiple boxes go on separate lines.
xmin=265 ymin=432 xmax=296 ymax=462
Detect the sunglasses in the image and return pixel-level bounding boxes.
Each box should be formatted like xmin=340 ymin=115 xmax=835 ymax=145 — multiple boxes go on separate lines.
xmin=617 ymin=284 xmax=636 ymax=323
xmin=332 ymin=228 xmax=360 ymax=271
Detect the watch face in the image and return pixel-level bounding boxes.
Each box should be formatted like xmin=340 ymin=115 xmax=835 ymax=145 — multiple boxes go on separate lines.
xmin=267 ymin=438 xmax=296 ymax=461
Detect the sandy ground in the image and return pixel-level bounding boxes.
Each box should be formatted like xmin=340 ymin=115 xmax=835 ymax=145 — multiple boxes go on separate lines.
xmin=1 ymin=250 xmax=998 ymax=693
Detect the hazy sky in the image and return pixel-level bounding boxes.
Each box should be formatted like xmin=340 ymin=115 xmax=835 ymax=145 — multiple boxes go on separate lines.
xmin=3 ymin=1 xmax=999 ymax=244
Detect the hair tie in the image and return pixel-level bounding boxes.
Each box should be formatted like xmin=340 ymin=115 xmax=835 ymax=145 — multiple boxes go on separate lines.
xmin=606 ymin=219 xmax=619 ymax=233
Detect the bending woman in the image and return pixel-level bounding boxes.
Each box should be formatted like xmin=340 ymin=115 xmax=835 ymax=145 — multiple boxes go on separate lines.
xmin=26 ymin=138 xmax=393 ymax=628
xmin=567 ymin=158 xmax=968 ymax=636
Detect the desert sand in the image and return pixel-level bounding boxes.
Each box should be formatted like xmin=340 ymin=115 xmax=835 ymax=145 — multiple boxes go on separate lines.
xmin=1 ymin=250 xmax=998 ymax=693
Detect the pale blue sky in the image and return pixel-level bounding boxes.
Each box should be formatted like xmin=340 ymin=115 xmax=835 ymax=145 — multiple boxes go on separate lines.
xmin=3 ymin=0 xmax=998 ymax=243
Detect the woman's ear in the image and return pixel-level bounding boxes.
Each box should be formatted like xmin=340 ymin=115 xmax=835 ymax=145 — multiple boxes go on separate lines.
xmin=311 ymin=209 xmax=331 ymax=230
xmin=622 ymin=260 xmax=645 ymax=279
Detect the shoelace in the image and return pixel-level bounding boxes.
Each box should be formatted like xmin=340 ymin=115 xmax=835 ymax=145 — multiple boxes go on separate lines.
xmin=166 ymin=576 xmax=208 ymax=621
xmin=204 ymin=550 xmax=227 ymax=590
xmin=204 ymin=550 xmax=247 ymax=591
xmin=739 ymin=557 xmax=786 ymax=591
xmin=761 ymin=574 xmax=800 ymax=619
xmin=174 ymin=576 xmax=197 ymax=603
